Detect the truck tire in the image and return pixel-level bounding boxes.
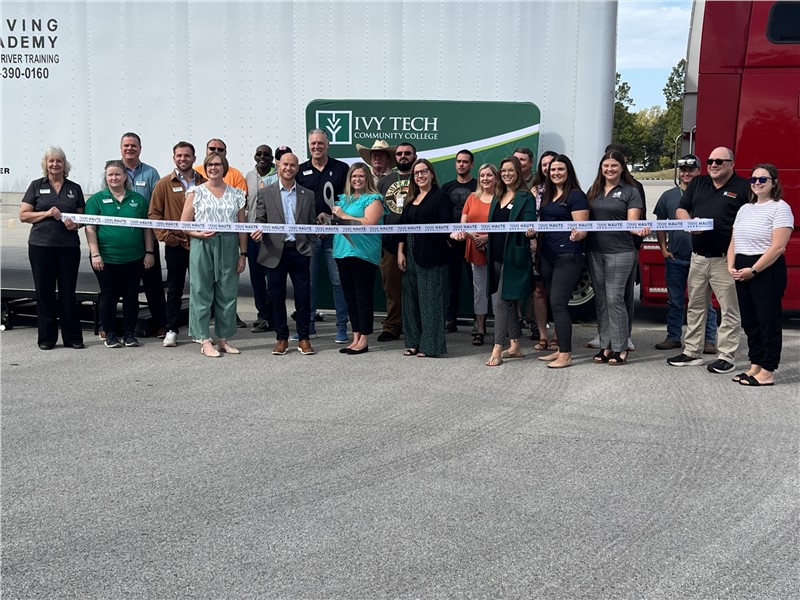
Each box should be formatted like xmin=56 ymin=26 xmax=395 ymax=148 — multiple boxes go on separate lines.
xmin=568 ymin=264 xmax=596 ymax=323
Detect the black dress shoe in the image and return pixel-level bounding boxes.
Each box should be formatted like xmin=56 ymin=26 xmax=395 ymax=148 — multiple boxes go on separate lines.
xmin=376 ymin=331 xmax=398 ymax=342
xmin=347 ymin=346 xmax=369 ymax=355
xmin=339 ymin=347 xmax=351 ymax=354
xmin=38 ymin=342 xmax=55 ymax=350
xmin=70 ymin=342 xmax=85 ymax=349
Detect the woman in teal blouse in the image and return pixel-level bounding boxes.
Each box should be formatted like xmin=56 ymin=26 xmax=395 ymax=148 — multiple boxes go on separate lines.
xmin=331 ymin=162 xmax=384 ymax=355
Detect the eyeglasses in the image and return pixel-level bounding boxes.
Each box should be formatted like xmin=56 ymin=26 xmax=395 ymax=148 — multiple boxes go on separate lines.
xmin=208 ymin=147 xmax=226 ymax=153
xmin=413 ymin=168 xmax=430 ymax=177
xmin=255 ymin=151 xmax=272 ymax=157
xmin=749 ymin=176 xmax=773 ymax=184
xmin=396 ymin=151 xmax=413 ymax=156
xmin=206 ymin=162 xmax=224 ymax=169
xmin=706 ymin=158 xmax=732 ymax=166
xmin=677 ymin=159 xmax=698 ymax=167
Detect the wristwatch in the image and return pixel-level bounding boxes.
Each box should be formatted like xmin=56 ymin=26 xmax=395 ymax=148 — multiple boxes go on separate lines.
xmin=750 ymin=267 xmax=758 ymax=276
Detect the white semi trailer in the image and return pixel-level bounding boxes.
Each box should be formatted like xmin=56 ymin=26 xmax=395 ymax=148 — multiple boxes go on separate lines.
xmin=0 ymin=0 xmax=617 ymax=193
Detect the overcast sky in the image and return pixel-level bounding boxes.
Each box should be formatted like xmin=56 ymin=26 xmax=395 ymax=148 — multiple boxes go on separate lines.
xmin=617 ymin=0 xmax=693 ymax=109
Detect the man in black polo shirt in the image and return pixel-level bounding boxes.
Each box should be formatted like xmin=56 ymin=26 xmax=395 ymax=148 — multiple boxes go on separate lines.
xmin=296 ymin=129 xmax=350 ymax=343
xmin=440 ymin=149 xmax=477 ymax=332
xmin=668 ymin=146 xmax=749 ymax=374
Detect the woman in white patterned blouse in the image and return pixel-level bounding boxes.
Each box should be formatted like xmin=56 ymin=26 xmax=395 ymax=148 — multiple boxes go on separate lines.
xmin=181 ymin=152 xmax=248 ymax=358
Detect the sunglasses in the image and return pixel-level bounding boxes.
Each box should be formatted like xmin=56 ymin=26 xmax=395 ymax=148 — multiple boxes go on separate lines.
xmin=677 ymin=159 xmax=698 ymax=167
xmin=749 ymin=176 xmax=773 ymax=184
xmin=208 ymin=146 xmax=226 ymax=153
xmin=706 ymin=158 xmax=732 ymax=166
xmin=396 ymin=151 xmax=413 ymax=156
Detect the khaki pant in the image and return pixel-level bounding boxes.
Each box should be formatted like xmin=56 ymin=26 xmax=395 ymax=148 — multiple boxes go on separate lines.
xmin=684 ymin=254 xmax=740 ymax=362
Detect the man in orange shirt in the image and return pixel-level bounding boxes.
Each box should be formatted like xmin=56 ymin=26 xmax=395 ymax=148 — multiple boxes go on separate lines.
xmin=195 ymin=138 xmax=248 ymax=193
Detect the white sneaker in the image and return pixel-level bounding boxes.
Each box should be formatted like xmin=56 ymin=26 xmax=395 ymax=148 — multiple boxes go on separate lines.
xmin=587 ymin=336 xmax=601 ymax=349
xmin=163 ymin=330 xmax=178 ymax=347
xmin=627 ymin=337 xmax=636 ymax=351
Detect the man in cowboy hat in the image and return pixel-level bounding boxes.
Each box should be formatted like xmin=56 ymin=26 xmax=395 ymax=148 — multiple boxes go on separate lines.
xmin=356 ymin=139 xmax=396 ymax=185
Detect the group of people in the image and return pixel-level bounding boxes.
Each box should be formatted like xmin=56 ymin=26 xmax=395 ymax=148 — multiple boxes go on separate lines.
xmin=20 ymin=133 xmax=794 ymax=384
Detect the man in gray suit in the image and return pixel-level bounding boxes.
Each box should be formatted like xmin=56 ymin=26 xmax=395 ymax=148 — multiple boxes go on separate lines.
xmin=251 ymin=153 xmax=317 ymax=356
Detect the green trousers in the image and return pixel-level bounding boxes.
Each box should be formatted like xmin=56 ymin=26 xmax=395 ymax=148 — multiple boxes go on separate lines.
xmin=189 ymin=234 xmax=240 ymax=341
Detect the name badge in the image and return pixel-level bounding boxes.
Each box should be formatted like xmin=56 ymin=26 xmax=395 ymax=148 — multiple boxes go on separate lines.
xmin=172 ymin=186 xmax=183 ymax=192
xmin=508 ymin=204 xmax=514 ymax=210
xmin=302 ymin=170 xmax=313 ymax=176
xmin=39 ymin=189 xmax=51 ymax=194
xmin=723 ymin=191 xmax=738 ymax=198
xmin=102 ymin=198 xmax=113 ymax=203
xmin=135 ymin=180 xmax=146 ymax=187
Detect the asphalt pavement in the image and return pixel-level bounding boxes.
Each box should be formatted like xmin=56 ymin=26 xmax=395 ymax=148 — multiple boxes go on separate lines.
xmin=2 ymin=198 xmax=799 ymax=599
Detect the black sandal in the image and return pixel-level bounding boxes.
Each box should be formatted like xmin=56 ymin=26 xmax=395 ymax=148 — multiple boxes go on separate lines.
xmin=593 ymin=349 xmax=610 ymax=363
xmin=472 ymin=333 xmax=485 ymax=346
xmin=608 ymin=351 xmax=628 ymax=365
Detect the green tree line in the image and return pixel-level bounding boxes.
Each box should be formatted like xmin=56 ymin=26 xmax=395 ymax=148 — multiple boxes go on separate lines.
xmin=613 ymin=59 xmax=686 ymax=171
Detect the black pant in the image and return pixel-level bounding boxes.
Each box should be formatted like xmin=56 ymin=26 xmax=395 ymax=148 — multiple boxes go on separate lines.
xmin=95 ymin=260 xmax=143 ymax=338
xmin=734 ymin=254 xmax=787 ymax=371
xmin=540 ymin=252 xmax=583 ymax=353
xmin=164 ymin=244 xmax=190 ymax=332
xmin=446 ymin=239 xmax=473 ymax=322
xmin=141 ymin=243 xmax=167 ymax=329
xmin=28 ymin=244 xmax=83 ymax=346
xmin=336 ymin=257 xmax=378 ymax=335
xmin=267 ymin=246 xmax=311 ymax=341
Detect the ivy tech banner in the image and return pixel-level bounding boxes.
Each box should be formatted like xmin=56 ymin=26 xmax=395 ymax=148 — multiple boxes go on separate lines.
xmin=306 ymin=100 xmax=540 ymax=182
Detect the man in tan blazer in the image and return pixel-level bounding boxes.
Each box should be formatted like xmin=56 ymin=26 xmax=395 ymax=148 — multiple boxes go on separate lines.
xmin=251 ymin=153 xmax=317 ymax=355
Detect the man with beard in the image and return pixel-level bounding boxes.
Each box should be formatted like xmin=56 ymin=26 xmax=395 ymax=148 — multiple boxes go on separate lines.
xmin=357 ymin=139 xmax=395 ymax=185
xmin=376 ymin=142 xmax=417 ymax=341
xmin=653 ymin=154 xmax=717 ymax=354
xmin=513 ymin=147 xmax=536 ymax=190
xmin=440 ymin=150 xmax=477 ymax=332
xmin=668 ymin=146 xmax=749 ymax=374
xmin=245 ymin=144 xmax=276 ymax=333
xmin=148 ymin=141 xmax=206 ymax=347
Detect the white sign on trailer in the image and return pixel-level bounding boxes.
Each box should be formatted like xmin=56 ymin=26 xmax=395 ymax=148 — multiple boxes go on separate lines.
xmin=0 ymin=0 xmax=616 ymax=194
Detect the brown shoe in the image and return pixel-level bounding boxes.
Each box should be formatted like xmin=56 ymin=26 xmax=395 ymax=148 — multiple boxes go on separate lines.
xmin=655 ymin=338 xmax=681 ymax=350
xmin=272 ymin=340 xmax=289 ymax=355
xmin=297 ymin=339 xmax=316 ymax=355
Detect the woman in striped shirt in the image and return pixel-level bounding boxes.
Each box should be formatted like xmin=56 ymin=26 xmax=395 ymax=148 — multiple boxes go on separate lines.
xmin=727 ymin=164 xmax=794 ymax=386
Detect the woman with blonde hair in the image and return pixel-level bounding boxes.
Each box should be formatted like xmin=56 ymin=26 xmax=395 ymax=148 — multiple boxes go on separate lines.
xmin=451 ymin=163 xmax=500 ymax=346
xmin=331 ymin=162 xmax=384 ymax=355
xmin=19 ymin=147 xmax=85 ymax=350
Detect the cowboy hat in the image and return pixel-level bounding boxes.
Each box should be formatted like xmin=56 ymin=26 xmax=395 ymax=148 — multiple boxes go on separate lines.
xmin=356 ymin=139 xmax=396 ymax=167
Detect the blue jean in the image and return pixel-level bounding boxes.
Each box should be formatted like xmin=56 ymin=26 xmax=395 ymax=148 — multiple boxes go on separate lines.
xmin=308 ymin=236 xmax=348 ymax=332
xmin=665 ymin=257 xmax=717 ymax=343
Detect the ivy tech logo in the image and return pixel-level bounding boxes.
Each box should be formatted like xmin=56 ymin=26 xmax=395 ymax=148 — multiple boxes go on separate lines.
xmin=316 ymin=110 xmax=352 ymax=144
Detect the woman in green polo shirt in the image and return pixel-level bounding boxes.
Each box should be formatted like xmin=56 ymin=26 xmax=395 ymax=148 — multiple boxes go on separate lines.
xmin=85 ymin=160 xmax=155 ymax=348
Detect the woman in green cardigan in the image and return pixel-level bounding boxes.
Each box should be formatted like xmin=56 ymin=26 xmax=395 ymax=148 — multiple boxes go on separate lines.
xmin=485 ymin=156 xmax=537 ymax=366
